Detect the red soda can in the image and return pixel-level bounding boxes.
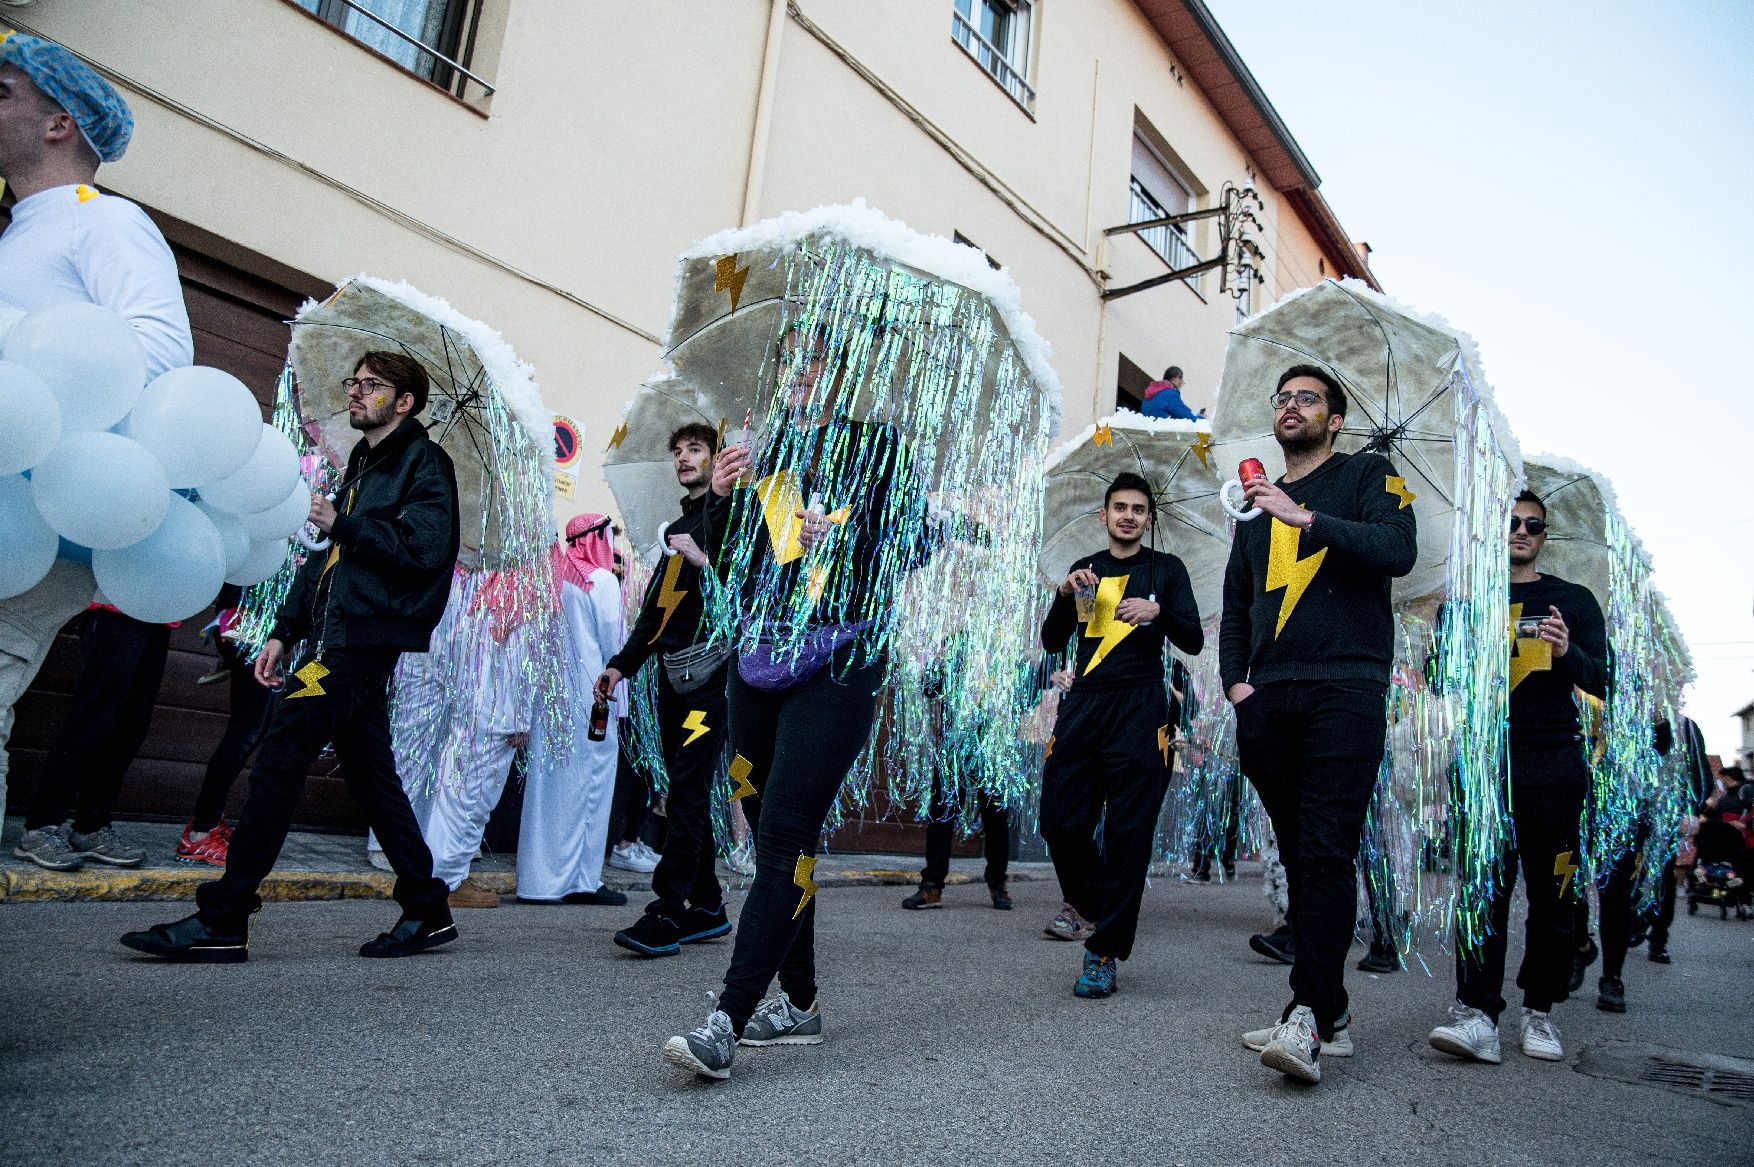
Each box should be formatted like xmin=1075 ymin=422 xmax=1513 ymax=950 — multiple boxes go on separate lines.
xmin=1239 ymin=458 xmax=1267 ymax=485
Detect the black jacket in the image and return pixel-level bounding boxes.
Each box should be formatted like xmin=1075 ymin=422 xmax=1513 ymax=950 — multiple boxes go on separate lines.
xmin=271 ymin=418 xmax=460 ymax=654
xmin=605 ymin=489 xmax=732 ymax=678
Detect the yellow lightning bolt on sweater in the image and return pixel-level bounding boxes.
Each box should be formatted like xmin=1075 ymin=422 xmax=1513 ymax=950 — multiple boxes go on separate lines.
xmin=649 ymin=554 xmax=687 ymax=643
xmin=680 ymin=710 xmax=710 ymax=746
xmin=1265 ymin=517 xmax=1327 ymax=638
xmin=1082 ymin=575 xmax=1137 ymax=674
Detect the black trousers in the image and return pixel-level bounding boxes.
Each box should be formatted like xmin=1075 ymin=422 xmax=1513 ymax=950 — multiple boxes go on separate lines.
xmin=1595 ymin=827 xmax=1676 ymax=976
xmin=1039 ymin=684 xmax=1173 ymax=962
xmin=920 ymin=777 xmax=1009 ymax=889
xmin=195 ymin=648 xmax=448 ymax=931
xmin=1455 ymin=737 xmax=1588 ymax=1019
xmin=1649 ymin=857 xmax=1677 ymax=949
xmin=611 ymin=741 xmax=651 ymax=846
xmin=1192 ymin=774 xmax=1244 ymax=876
xmin=645 ymin=664 xmax=728 ymax=920
xmin=718 ymin=653 xmax=883 ymax=1031
xmin=191 ymin=658 xmax=275 ymax=831
xmin=1235 ymin=678 xmax=1388 ymax=1039
xmin=27 ymin=610 xmax=171 ymax=833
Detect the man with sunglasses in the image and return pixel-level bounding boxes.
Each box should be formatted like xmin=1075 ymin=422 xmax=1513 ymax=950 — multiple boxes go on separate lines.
xmin=1220 ymin=365 xmax=1417 ymax=1084
xmin=122 ymin=351 xmax=462 ymax=962
xmin=1429 ymin=489 xmax=1606 ymax=1065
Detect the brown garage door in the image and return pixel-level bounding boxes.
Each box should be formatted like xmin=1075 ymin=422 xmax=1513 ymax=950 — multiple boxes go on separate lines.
xmin=3 ymin=202 xmax=374 ymax=829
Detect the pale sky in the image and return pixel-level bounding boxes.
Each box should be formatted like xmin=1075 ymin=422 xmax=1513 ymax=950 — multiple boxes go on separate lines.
xmin=1205 ymin=0 xmax=1754 ymax=760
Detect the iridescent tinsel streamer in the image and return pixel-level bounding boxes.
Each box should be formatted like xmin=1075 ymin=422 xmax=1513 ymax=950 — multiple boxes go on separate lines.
xmin=708 ymin=239 xmax=1056 ymax=828
xmin=1159 ymin=619 xmax=1255 ymax=873
xmin=1633 ymin=602 xmax=1694 ymax=910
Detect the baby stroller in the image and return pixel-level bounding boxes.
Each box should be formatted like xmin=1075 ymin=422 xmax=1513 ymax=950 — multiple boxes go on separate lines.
xmin=1687 ymin=814 xmax=1749 ymax=920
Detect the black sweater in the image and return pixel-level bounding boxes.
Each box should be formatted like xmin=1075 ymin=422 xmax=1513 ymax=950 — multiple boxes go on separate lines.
xmin=605 ymin=489 xmax=731 ymax=678
xmin=1508 ymin=573 xmax=1607 ymax=744
xmin=1219 ymin=450 xmax=1417 ymax=691
xmin=1041 ymin=547 xmax=1203 ymax=691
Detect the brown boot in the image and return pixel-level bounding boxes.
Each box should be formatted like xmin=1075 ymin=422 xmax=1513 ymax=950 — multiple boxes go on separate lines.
xmin=901 ymin=884 xmax=943 ymax=910
xmin=448 ymin=877 xmax=500 ymax=909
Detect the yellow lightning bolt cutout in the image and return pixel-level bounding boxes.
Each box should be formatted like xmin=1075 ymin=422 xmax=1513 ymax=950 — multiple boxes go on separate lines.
xmin=648 ymin=553 xmax=687 ymax=643
xmin=1384 ymin=475 xmax=1417 ymax=509
xmin=286 ymin=659 xmax=330 ymax=700
xmin=680 ymin=709 xmax=710 ymax=746
xmin=755 ymin=471 xmax=808 ymax=564
xmin=715 ymin=254 xmax=750 ymax=312
xmin=1554 ymin=850 xmax=1578 ymax=899
xmin=716 ymin=417 xmax=728 ymax=449
xmin=791 ymin=854 xmax=819 ymax=919
xmin=728 ymin=754 xmax=757 ymax=800
xmin=1265 ymin=517 xmax=1327 ymax=638
xmin=1082 ymin=574 xmax=1137 ymax=674
xmin=1507 ymin=601 xmax=1552 ymax=692
xmin=607 ymin=422 xmax=628 ymax=450
xmin=1191 ymin=431 xmax=1213 ymax=468
xmin=1092 ymin=423 xmax=1113 ymax=447
xmin=1158 ymin=724 xmax=1171 ymax=766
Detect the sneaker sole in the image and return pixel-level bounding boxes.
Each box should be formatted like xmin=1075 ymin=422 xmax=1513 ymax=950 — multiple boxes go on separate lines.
xmin=12 ymin=850 xmax=84 ymax=871
xmin=901 ymin=903 xmax=942 ymax=911
xmin=613 ymin=933 xmax=681 ymax=957
xmin=677 ymin=921 xmax=733 ymax=944
xmin=738 ymin=1031 xmax=823 ymax=1047
xmin=663 ymin=1038 xmax=730 ymax=1080
xmin=1248 ymin=936 xmax=1294 ymax=964
xmin=174 ymin=855 xmax=226 ymax=867
xmin=1260 ymin=1043 xmax=1321 ymax=1083
xmin=1073 ymin=984 xmax=1115 ymax=999
xmin=1521 ymin=1044 xmax=1564 ymax=1062
xmin=76 ymin=853 xmax=147 ymax=867
xmin=1243 ymin=1033 xmax=1353 ymax=1058
xmin=1596 ymin=1000 xmax=1626 ymax=1014
xmin=1428 ymin=1032 xmax=1502 ymax=1064
xmin=360 ymin=924 xmax=457 ymax=959
xmin=119 ymin=935 xmax=248 ymax=963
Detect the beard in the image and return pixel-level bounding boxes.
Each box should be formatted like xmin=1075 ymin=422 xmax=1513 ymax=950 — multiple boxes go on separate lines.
xmin=349 ymin=402 xmax=395 ymax=430
xmin=1508 ymin=544 xmax=1538 ymax=566
xmin=1274 ymin=426 xmax=1330 ymax=457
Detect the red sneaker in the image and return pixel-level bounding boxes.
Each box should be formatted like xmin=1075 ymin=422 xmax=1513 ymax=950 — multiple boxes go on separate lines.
xmin=176 ymin=821 xmax=231 ymax=867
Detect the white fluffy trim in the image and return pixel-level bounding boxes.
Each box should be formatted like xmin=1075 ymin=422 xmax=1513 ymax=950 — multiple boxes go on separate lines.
xmin=1045 ymin=409 xmax=1208 ymax=473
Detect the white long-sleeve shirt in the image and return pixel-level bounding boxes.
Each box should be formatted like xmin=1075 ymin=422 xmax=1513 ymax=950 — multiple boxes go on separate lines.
xmin=0 ymin=184 xmax=193 ymax=379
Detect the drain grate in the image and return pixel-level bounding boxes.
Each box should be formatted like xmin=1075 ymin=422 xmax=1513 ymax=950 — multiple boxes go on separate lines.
xmin=1642 ymin=1056 xmax=1754 ymax=1101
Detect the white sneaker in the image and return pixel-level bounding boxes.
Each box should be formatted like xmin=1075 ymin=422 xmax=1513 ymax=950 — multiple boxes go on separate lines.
xmin=1428 ymin=1004 xmax=1502 ymax=1064
xmin=1519 ymin=1007 xmax=1563 ymax=1061
xmin=609 ymin=842 xmax=658 ymax=874
xmin=634 ymin=840 xmax=663 ymax=866
xmin=1244 ymin=1014 xmax=1352 ymax=1057
xmin=1259 ymin=1004 xmax=1322 ymax=1083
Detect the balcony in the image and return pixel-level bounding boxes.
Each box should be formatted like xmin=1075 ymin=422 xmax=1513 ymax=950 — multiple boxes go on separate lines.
xmin=952 ymin=8 xmax=1035 ymax=113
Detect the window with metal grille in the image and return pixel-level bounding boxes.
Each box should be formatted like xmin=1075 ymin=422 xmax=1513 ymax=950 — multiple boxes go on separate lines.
xmin=293 ymin=0 xmax=493 ymax=101
xmin=1129 ymin=133 xmax=1201 ymax=286
xmin=952 ymin=0 xmax=1036 ymax=113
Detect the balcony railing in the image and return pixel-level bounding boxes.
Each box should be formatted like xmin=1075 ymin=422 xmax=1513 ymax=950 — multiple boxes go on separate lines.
xmin=304 ymin=0 xmax=494 ymax=101
xmin=952 ymin=10 xmax=1035 ymax=112
xmin=1129 ymin=178 xmax=1202 ymax=290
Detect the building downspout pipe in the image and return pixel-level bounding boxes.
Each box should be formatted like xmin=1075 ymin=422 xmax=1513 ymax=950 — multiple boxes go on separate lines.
xmin=741 ymin=0 xmax=788 ymax=227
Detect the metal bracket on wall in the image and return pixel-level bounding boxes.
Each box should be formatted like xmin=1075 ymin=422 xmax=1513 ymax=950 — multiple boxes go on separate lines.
xmin=1100 ymin=182 xmax=1265 ymax=302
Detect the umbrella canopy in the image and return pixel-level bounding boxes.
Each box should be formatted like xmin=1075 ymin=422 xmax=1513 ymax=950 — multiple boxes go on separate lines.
xmin=288 ymin=276 xmax=554 ymax=569
xmin=1522 ymin=454 xmax=1612 ymax=612
xmin=1039 ymin=411 xmax=1230 ymax=617
xmin=1208 ymin=279 xmax=1517 ymax=605
xmin=602 ymin=375 xmax=718 ymax=566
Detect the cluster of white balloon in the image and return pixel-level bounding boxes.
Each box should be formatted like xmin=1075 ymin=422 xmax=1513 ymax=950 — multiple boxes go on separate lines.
xmin=0 ymin=303 xmax=302 ymax=622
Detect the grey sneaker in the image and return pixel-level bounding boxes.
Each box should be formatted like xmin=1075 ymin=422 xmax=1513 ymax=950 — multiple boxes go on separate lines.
xmin=1044 ymin=903 xmax=1094 ymax=941
xmin=13 ymin=825 xmax=84 ymax=871
xmin=1244 ymin=1012 xmax=1352 ymax=1057
xmin=739 ymin=991 xmax=823 ymax=1046
xmin=1260 ymin=1004 xmax=1323 ymax=1083
xmin=69 ymin=826 xmax=146 ymax=867
xmin=663 ymin=1000 xmax=737 ymax=1080
xmin=1428 ymin=1003 xmax=1503 ymax=1064
xmin=1519 ymin=1007 xmax=1563 ymax=1061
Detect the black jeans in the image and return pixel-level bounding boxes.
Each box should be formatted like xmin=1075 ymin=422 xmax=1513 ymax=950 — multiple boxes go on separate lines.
xmin=612 ymin=741 xmax=651 ymax=846
xmin=1455 ymin=737 xmax=1588 ymax=1019
xmin=195 ymin=648 xmax=448 ymax=931
xmin=920 ymin=777 xmax=1009 ymax=890
xmin=1235 ymin=678 xmax=1388 ymax=1039
xmin=1648 ymin=857 xmax=1677 ymax=949
xmin=27 ymin=610 xmax=171 ymax=833
xmin=645 ymin=664 xmax=728 ymax=920
xmin=191 ymin=658 xmax=275 ymax=831
xmin=1595 ymin=826 xmax=1676 ymax=976
xmin=718 ymin=653 xmax=883 ymax=1031
xmin=1039 ymin=684 xmax=1174 ymax=962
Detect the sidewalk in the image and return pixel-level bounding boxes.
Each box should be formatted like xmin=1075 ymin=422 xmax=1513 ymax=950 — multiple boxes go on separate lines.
xmin=0 ymin=816 xmax=1060 ymax=903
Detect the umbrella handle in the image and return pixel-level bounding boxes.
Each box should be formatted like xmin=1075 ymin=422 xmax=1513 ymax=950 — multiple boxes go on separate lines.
xmin=654 ymin=520 xmax=679 ymax=557
xmin=1220 ymin=479 xmax=1263 ymax=522
xmin=297 ymin=492 xmax=335 ymax=551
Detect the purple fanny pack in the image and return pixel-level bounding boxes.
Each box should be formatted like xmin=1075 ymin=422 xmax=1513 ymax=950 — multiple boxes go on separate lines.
xmin=737 ymin=621 xmax=872 ymax=692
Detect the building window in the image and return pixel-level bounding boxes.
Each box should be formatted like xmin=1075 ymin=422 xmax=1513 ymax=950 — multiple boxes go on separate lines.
xmin=1116 ymin=354 xmax=1152 ymax=413
xmin=294 ymin=0 xmax=492 ymax=100
xmin=1129 ymin=134 xmax=1201 ymax=287
xmin=952 ymin=0 xmax=1036 ymax=113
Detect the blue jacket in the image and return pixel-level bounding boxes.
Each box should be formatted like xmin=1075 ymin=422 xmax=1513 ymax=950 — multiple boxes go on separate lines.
xmin=1141 ymin=381 xmax=1198 ymax=420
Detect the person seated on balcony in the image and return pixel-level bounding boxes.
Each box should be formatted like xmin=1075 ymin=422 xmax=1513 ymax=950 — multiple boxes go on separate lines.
xmin=1140 ymin=367 xmax=1200 ymax=422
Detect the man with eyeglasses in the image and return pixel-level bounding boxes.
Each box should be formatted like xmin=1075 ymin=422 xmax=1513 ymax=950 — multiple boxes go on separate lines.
xmin=1220 ymin=364 xmax=1417 ymax=1084
xmin=122 ymin=351 xmax=463 ymax=962
xmin=1429 ymin=488 xmax=1606 ymax=1066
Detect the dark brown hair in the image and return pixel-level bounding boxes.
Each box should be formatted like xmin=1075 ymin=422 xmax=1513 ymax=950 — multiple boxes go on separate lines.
xmin=357 ymin=351 xmax=430 ymax=416
xmin=669 ymin=423 xmax=719 ymax=455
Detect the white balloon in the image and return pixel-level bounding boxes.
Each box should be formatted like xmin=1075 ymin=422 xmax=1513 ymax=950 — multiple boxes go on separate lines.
xmin=227 ymin=536 xmax=290 ymax=587
xmin=4 ymin=303 xmax=146 ymax=432
xmin=93 ymin=494 xmax=226 ymax=624
xmin=0 ymin=473 xmax=59 ymax=600
xmin=197 ymin=425 xmax=298 ymax=514
xmin=0 ymin=359 xmax=62 ymax=474
xmin=0 ymin=302 xmax=23 ymax=349
xmin=123 ymin=366 xmax=263 ymax=488
xmin=197 ymin=499 xmax=250 ymax=576
xmin=238 ymin=478 xmax=312 ymax=541
xmin=30 ymin=431 xmax=170 ymax=550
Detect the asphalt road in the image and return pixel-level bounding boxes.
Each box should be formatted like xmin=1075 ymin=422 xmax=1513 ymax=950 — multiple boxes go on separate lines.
xmin=1 ymin=876 xmax=1748 ymax=1166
